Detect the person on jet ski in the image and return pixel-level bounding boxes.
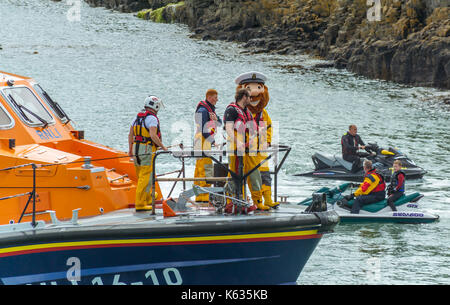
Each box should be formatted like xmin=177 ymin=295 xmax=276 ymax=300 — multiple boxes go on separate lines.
xmin=386 ymin=160 xmax=405 ymax=211
xmin=345 ymin=160 xmax=386 ymax=214
xmin=341 ymin=124 xmax=366 ymax=173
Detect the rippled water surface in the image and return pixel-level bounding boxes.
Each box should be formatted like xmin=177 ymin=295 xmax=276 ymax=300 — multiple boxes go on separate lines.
xmin=1 ymin=0 xmax=449 ymax=284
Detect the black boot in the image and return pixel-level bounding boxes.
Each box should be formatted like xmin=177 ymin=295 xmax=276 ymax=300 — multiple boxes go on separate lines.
xmin=337 ymin=199 xmax=351 ymax=211
xmin=387 ymin=198 xmax=397 ymax=211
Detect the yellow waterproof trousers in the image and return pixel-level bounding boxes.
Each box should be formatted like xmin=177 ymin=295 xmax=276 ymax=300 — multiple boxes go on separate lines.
xmin=194 ymin=157 xmax=214 ymax=202
xmin=228 ymin=154 xmax=263 ymax=205
xmin=133 ymin=143 xmax=162 ymax=211
xmin=257 ymin=153 xmax=279 ymax=207
xmin=194 ymin=137 xmax=214 ymax=202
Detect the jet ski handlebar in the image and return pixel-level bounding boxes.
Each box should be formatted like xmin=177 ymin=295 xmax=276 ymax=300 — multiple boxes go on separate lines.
xmin=350 ymin=182 xmax=360 ymax=188
xmin=364 ymin=143 xmax=380 ymax=154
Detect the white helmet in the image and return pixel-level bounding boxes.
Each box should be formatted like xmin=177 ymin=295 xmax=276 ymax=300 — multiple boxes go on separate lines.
xmin=144 ymin=95 xmax=164 ymax=112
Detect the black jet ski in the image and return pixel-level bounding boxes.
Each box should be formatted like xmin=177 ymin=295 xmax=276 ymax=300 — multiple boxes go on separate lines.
xmin=296 ymin=143 xmax=426 ymax=182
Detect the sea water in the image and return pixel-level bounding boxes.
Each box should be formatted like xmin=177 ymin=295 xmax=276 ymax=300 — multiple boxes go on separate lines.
xmin=0 ymin=0 xmax=448 ymax=284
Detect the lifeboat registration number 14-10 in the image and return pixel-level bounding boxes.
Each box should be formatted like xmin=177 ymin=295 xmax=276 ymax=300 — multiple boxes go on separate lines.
xmin=27 ymin=257 xmax=183 ymax=285
xmin=28 ymin=268 xmax=183 ymax=285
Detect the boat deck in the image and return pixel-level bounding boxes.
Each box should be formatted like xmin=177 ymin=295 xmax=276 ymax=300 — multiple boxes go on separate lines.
xmin=0 ymin=203 xmax=336 ymax=240
xmin=76 ymin=204 xmax=308 ymax=226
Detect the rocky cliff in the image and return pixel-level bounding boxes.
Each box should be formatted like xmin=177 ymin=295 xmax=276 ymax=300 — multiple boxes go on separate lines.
xmin=84 ymin=0 xmax=449 ymax=89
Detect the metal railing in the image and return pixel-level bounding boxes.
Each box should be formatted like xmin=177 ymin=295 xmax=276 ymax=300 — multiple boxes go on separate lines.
xmin=0 ymin=144 xmax=292 ymax=221
xmin=150 ymin=145 xmax=291 ymax=215
xmin=0 ymin=161 xmax=91 ymax=227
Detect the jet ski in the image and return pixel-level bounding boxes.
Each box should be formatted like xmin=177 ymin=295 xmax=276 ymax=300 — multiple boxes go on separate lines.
xmin=296 ymin=143 xmax=426 ymax=182
xmin=298 ymin=182 xmax=439 ymax=224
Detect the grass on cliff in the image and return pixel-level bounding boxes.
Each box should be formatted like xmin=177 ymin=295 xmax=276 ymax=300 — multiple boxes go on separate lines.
xmin=137 ymin=1 xmax=184 ymax=23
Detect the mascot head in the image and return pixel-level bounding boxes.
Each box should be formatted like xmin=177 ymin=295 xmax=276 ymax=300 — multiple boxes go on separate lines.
xmin=234 ymin=71 xmax=269 ymax=114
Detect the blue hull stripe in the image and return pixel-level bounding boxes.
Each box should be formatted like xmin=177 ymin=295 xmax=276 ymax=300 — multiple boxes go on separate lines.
xmin=1 ymin=255 xmax=278 ymax=285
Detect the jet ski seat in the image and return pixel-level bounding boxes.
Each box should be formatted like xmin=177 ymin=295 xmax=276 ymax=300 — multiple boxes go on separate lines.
xmin=312 ymin=152 xmax=340 ymax=169
xmin=334 ymin=156 xmax=353 ymax=171
xmin=345 ymin=192 xmax=422 ymax=213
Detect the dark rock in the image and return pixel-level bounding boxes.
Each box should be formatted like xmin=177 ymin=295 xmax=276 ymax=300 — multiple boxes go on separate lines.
xmin=334 ymin=57 xmax=348 ymax=69
xmin=324 ymin=24 xmax=340 ymax=46
xmin=202 ymin=34 xmax=212 ymax=41
xmin=313 ymin=62 xmax=335 ymax=69
xmin=243 ymin=38 xmax=266 ymax=48
xmin=194 ymin=28 xmax=204 ymax=34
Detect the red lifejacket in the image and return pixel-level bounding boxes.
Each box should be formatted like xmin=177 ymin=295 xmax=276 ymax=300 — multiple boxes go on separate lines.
xmin=226 ymin=103 xmax=257 ymax=147
xmin=133 ymin=110 xmax=161 ymax=145
xmin=226 ymin=103 xmax=257 ymax=131
xmin=196 ymin=100 xmax=217 ymax=136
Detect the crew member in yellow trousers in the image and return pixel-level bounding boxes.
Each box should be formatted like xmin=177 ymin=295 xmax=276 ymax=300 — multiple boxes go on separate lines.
xmin=128 ymin=95 xmax=167 ymax=211
xmin=223 ymin=88 xmax=263 ymax=212
xmin=193 ymin=89 xmax=222 ymax=202
xmin=234 ymin=71 xmax=279 ymax=209
xmin=253 ymin=109 xmax=279 ymax=209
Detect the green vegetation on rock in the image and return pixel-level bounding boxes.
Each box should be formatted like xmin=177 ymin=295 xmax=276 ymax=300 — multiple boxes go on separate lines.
xmin=137 ymin=1 xmax=185 ymax=23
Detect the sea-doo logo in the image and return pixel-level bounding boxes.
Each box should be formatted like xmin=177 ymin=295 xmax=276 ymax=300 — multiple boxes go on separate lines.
xmin=393 ymin=212 xmax=423 ymax=217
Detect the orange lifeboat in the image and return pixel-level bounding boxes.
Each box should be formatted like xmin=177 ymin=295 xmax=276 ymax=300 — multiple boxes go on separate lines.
xmin=0 ymin=71 xmax=162 ymax=225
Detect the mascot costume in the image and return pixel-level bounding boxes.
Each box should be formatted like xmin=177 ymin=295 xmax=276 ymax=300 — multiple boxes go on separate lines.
xmin=234 ymin=72 xmax=279 ymax=209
